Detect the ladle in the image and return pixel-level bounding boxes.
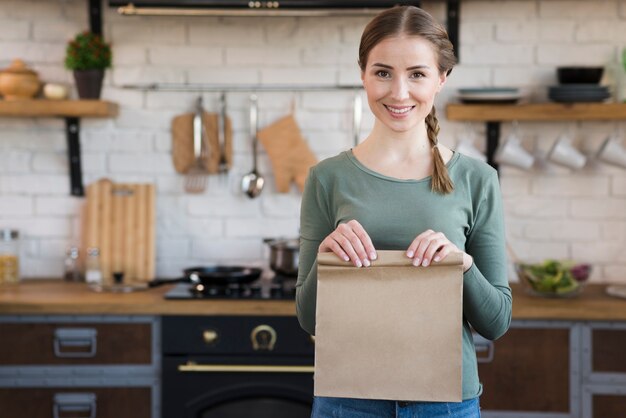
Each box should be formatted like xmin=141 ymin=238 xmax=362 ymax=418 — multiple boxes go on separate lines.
xmin=241 ymin=94 xmax=265 ymax=198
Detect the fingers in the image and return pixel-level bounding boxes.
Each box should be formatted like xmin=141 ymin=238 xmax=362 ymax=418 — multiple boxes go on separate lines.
xmin=406 ymin=230 xmax=456 ymax=267
xmin=319 ymin=220 xmax=377 ymax=268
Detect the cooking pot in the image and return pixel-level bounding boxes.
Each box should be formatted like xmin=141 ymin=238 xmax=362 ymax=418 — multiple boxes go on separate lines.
xmin=264 ymin=238 xmax=299 ymax=277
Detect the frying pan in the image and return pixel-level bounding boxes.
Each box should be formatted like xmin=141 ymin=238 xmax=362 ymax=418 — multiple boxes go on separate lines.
xmin=148 ymin=266 xmax=263 ymax=288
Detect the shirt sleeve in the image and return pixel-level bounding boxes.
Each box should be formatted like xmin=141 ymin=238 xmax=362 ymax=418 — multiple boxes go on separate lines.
xmin=463 ymin=170 xmax=512 ymax=340
xmin=296 ymin=168 xmax=334 ymax=335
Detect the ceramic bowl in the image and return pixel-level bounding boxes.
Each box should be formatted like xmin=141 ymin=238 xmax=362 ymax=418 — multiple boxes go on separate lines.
xmin=0 ymin=59 xmax=41 ymax=100
xmin=557 ymin=67 xmax=604 ymax=85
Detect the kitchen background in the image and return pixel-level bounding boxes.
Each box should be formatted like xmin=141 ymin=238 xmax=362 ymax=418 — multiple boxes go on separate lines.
xmin=0 ymin=0 xmax=625 ymax=282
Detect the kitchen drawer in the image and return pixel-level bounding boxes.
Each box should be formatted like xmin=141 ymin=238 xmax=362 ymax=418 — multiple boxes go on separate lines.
xmin=0 ymin=323 xmax=151 ymax=365
xmin=0 ymin=387 xmax=151 ymax=418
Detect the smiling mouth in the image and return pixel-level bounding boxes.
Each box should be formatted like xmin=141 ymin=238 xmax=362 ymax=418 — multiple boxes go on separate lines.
xmin=384 ymin=105 xmax=415 ymax=115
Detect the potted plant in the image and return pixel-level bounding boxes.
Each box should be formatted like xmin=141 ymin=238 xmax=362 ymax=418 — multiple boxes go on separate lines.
xmin=65 ymin=31 xmax=112 ymax=99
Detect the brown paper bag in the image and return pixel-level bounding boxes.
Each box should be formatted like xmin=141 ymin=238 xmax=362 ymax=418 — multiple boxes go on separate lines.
xmin=314 ymin=250 xmax=464 ymax=402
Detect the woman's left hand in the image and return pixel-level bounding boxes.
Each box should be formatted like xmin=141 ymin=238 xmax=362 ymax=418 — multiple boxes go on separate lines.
xmin=406 ymin=229 xmax=473 ymax=272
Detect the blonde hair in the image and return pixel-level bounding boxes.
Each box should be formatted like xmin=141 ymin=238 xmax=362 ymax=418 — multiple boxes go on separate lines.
xmin=359 ymin=6 xmax=456 ymax=194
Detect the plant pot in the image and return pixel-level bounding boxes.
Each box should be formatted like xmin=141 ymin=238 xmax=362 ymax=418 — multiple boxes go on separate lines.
xmin=73 ymin=69 xmax=104 ymax=99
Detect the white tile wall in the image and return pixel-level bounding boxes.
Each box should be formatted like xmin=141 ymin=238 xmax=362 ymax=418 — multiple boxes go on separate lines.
xmin=0 ymin=0 xmax=625 ymax=283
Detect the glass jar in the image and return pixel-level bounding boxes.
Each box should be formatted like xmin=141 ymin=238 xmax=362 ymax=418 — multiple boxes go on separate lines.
xmin=64 ymin=246 xmax=83 ymax=282
xmin=0 ymin=229 xmax=20 ymax=284
xmin=85 ymin=247 xmax=103 ymax=285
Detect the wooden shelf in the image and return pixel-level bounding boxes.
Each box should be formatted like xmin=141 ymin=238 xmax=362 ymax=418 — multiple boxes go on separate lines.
xmin=446 ymin=103 xmax=626 ymax=122
xmin=0 ymin=99 xmax=118 ymax=118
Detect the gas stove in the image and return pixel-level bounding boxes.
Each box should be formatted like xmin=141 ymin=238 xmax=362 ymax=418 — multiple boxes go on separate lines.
xmin=164 ymin=272 xmax=297 ymax=300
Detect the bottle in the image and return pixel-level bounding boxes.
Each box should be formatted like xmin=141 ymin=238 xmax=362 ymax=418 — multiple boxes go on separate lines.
xmin=64 ymin=246 xmax=83 ymax=282
xmin=0 ymin=229 xmax=19 ymax=284
xmin=85 ymin=247 xmax=103 ymax=285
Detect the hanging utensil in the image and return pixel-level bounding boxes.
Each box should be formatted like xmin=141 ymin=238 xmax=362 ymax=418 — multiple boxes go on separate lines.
xmin=352 ymin=91 xmax=362 ymax=146
xmin=241 ymin=94 xmax=265 ymax=198
xmin=217 ymin=92 xmax=229 ymax=180
xmin=184 ymin=96 xmax=209 ymax=193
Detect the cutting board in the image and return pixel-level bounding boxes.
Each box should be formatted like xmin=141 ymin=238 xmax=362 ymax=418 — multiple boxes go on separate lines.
xmin=171 ymin=112 xmax=233 ymax=174
xmin=83 ymin=179 xmax=156 ymax=283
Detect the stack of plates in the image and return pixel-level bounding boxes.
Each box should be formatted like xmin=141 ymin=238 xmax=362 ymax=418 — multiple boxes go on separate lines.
xmin=548 ymin=85 xmax=610 ymax=103
xmin=458 ymin=87 xmax=521 ymax=104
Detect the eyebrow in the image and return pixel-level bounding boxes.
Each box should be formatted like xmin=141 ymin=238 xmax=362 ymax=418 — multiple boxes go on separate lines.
xmin=371 ymin=63 xmax=430 ymax=71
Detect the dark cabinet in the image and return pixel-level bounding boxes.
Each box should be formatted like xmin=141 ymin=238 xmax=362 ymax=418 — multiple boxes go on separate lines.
xmin=0 ymin=316 xmax=158 ymax=418
xmin=478 ymin=325 xmax=572 ymax=414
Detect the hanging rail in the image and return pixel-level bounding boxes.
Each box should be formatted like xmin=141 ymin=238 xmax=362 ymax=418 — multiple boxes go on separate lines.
xmin=121 ymin=83 xmax=363 ymax=92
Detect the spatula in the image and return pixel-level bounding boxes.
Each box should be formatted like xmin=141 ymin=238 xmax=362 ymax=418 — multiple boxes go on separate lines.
xmin=184 ymin=96 xmax=209 ymax=193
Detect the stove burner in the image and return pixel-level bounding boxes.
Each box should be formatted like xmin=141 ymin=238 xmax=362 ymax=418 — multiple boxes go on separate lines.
xmin=165 ymin=273 xmax=297 ymax=300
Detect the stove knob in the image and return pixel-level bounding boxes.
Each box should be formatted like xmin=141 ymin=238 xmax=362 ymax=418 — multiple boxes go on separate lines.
xmin=203 ymin=329 xmax=219 ymax=346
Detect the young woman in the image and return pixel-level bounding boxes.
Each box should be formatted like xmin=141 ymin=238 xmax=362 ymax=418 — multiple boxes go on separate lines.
xmin=296 ymin=5 xmax=512 ymax=418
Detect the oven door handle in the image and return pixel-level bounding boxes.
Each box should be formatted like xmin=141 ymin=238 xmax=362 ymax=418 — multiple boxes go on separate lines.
xmin=178 ymin=363 xmax=314 ymax=373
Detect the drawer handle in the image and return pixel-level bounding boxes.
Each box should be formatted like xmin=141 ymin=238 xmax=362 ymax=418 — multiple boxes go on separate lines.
xmin=472 ymin=333 xmax=494 ymax=363
xmin=54 ymin=328 xmax=97 ymax=358
xmin=53 ymin=392 xmax=96 ymax=418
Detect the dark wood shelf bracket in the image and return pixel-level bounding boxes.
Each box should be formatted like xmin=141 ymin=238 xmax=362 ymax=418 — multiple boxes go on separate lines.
xmin=65 ymin=117 xmax=84 ymax=197
xmin=89 ymin=0 xmax=103 ymax=35
xmin=446 ymin=0 xmax=460 ymax=60
xmin=59 ymin=1 xmax=102 ymax=197
xmin=486 ymin=121 xmax=500 ymax=172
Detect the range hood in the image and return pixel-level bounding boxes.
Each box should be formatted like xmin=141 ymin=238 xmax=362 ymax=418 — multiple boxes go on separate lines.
xmin=110 ymin=1 xmax=421 ymax=17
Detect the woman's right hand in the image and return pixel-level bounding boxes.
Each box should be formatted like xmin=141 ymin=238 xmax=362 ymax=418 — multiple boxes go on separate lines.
xmin=318 ymin=220 xmax=377 ymax=267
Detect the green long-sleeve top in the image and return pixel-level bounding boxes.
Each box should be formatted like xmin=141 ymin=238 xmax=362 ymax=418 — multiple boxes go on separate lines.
xmin=296 ymin=149 xmax=512 ymax=401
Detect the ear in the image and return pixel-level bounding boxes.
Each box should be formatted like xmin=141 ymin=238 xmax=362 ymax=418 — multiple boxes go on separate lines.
xmin=436 ymin=71 xmax=448 ymax=93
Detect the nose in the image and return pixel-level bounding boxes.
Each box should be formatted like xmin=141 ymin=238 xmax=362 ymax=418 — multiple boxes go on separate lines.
xmin=390 ymin=77 xmax=410 ymax=101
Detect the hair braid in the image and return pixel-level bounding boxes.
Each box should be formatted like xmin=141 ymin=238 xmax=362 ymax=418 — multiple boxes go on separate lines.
xmin=425 ymin=107 xmax=454 ymax=194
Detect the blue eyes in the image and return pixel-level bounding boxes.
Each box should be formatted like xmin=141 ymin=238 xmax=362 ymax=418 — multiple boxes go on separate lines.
xmin=374 ymin=70 xmax=424 ymax=79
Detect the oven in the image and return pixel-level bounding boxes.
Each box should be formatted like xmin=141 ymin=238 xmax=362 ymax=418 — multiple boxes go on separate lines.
xmin=161 ymin=315 xmax=314 ymax=418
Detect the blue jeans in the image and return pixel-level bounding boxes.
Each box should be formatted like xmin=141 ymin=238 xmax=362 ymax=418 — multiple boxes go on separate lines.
xmin=311 ymin=396 xmax=480 ymax=418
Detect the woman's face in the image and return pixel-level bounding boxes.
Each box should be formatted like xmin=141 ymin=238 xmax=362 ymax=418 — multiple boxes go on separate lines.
xmin=361 ymin=35 xmax=447 ymax=134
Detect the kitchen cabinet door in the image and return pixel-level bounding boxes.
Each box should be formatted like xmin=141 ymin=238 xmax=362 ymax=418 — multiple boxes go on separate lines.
xmin=477 ymin=324 xmax=572 ymax=414
xmin=591 ymin=328 xmax=626 ymax=374
xmin=0 ymin=387 xmax=151 ymax=418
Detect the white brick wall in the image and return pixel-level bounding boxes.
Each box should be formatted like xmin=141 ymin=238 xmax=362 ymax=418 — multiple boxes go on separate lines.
xmin=0 ymin=0 xmax=625 ymax=283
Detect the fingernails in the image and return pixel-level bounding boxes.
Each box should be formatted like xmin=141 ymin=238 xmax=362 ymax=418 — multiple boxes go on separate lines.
xmin=355 ymin=259 xmax=362 ymax=268
xmin=412 ymin=258 xmax=420 ymax=267
xmin=362 ymin=258 xmax=370 ymax=267
xmin=370 ymin=252 xmax=377 ymax=260
xmin=422 ymin=259 xmax=429 ymax=267
xmin=406 ymin=250 xmax=414 ymax=258
xmin=343 ymin=256 xmax=350 ymax=261
xmin=434 ymin=256 xmax=440 ymax=262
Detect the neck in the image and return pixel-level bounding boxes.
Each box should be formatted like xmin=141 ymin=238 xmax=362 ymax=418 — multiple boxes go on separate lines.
xmin=360 ymin=120 xmax=431 ymax=162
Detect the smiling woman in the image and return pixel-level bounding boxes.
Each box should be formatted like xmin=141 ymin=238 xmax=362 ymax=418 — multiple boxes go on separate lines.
xmin=296 ymin=5 xmax=512 ymax=418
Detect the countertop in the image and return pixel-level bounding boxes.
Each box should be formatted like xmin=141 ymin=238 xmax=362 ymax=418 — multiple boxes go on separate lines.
xmin=0 ymin=280 xmax=625 ymax=320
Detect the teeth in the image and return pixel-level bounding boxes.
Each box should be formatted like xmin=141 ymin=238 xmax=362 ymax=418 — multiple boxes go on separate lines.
xmin=386 ymin=106 xmax=413 ymax=114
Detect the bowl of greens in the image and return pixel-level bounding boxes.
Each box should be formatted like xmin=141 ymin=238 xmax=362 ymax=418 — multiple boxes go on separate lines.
xmin=515 ymin=260 xmax=591 ymax=298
